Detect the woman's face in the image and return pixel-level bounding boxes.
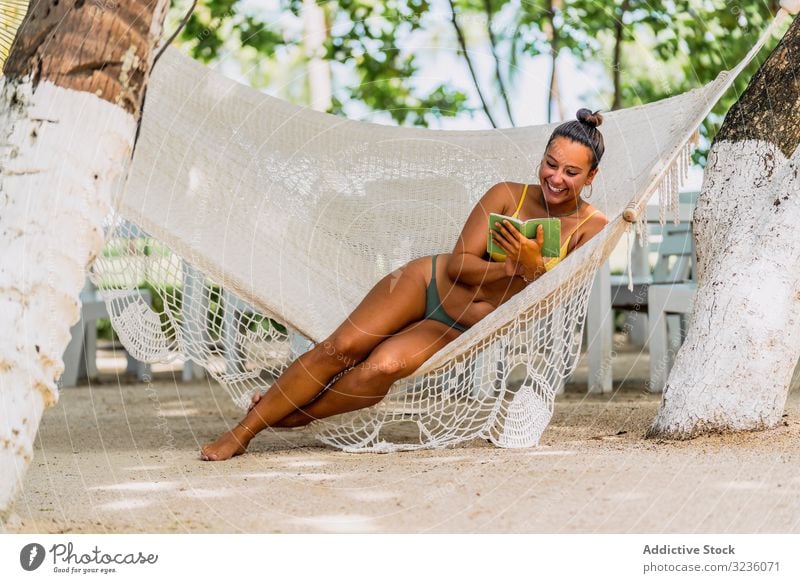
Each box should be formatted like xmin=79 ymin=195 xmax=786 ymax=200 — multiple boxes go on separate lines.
xmin=539 ymin=136 xmax=598 ymax=207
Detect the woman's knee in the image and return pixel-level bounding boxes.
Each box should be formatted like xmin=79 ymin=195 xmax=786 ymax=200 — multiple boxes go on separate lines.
xmin=354 ymin=350 xmax=411 ymax=383
xmin=307 ymin=333 xmax=371 ymax=371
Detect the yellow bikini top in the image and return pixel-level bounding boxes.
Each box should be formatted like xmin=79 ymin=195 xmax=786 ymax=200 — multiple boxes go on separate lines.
xmin=489 ymin=183 xmax=600 ymax=272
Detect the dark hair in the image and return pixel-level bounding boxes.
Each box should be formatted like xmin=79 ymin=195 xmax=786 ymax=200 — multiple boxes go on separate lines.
xmin=545 ymin=108 xmax=605 ymax=171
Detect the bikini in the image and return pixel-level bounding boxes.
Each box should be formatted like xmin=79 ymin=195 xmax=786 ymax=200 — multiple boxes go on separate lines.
xmin=488 ymin=183 xmax=601 ymax=271
xmin=424 ymin=254 xmax=470 ymax=333
xmin=424 ymin=184 xmax=599 ymax=333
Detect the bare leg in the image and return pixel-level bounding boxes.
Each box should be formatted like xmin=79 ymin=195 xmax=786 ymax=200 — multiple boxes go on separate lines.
xmin=199 ymin=256 xmax=433 ymax=461
xmin=274 ymin=319 xmax=462 ymax=428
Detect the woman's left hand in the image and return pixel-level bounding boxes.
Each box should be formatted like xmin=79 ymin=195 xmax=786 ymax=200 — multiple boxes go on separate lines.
xmin=492 ymin=220 xmax=545 ymax=280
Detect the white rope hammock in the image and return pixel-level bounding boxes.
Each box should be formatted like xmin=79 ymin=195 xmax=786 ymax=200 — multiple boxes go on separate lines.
xmin=93 ymin=9 xmax=792 ymax=452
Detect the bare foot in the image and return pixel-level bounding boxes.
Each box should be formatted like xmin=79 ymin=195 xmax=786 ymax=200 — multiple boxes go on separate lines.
xmin=199 ymin=424 xmax=254 ymax=461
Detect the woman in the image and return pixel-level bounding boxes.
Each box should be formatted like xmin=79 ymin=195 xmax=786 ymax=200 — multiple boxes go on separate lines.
xmin=200 ymin=108 xmax=609 ymax=461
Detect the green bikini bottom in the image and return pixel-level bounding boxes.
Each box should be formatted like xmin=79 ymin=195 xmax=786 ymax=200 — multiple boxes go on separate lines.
xmin=424 ymin=254 xmax=469 ymax=333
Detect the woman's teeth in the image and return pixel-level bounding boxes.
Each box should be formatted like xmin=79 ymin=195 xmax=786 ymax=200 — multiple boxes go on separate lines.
xmin=547 ymin=181 xmax=566 ymax=193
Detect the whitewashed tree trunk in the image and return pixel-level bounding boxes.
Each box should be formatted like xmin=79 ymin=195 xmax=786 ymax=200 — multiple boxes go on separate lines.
xmin=649 ymin=12 xmax=800 ymax=438
xmin=0 ymin=0 xmax=169 ymax=521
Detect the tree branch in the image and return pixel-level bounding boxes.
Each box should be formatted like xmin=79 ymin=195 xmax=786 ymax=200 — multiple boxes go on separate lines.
xmin=448 ymin=0 xmax=497 ymax=127
xmin=612 ymin=0 xmax=630 ymax=110
xmin=483 ymin=0 xmax=515 ymax=125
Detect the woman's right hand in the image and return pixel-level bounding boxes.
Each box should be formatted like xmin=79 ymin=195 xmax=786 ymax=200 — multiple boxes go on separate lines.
xmin=494 ymin=222 xmax=546 ymax=280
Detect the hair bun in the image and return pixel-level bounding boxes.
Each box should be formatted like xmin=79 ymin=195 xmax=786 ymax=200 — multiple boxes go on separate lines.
xmin=576 ymin=108 xmax=603 ymax=128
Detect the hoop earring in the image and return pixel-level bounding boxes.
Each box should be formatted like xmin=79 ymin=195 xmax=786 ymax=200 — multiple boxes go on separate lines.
xmin=583 ymin=184 xmax=593 ymax=199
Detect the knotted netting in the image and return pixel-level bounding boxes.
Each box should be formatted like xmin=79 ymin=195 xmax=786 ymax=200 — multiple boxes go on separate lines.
xmin=91 ymin=11 xmax=786 ymax=452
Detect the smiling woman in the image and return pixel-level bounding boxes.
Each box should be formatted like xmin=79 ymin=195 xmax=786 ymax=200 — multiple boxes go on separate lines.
xmin=200 ymin=108 xmax=610 ymax=462
xmin=450 ymin=108 xmax=609 ymax=286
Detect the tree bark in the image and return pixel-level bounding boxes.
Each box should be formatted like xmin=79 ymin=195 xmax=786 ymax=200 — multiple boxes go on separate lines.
xmin=0 ymin=0 xmax=169 ymax=520
xmin=648 ymin=14 xmax=800 ymax=438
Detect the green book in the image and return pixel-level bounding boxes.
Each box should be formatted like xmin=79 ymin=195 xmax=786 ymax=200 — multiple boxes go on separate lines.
xmin=487 ymin=213 xmax=561 ymax=258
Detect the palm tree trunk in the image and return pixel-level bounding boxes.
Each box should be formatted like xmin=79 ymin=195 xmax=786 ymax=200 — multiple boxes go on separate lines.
xmin=648 ymin=14 xmax=800 ymax=438
xmin=0 ymin=0 xmax=169 ymax=520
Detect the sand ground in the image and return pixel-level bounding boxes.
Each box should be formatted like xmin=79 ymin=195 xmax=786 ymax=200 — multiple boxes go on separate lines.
xmin=3 ymin=340 xmax=800 ymax=534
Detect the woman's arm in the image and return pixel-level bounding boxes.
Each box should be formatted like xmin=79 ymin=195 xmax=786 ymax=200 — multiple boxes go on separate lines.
xmin=446 ymin=182 xmax=517 ymax=286
xmin=447 ymin=252 xmax=508 ymax=286
xmin=569 ymin=211 xmax=610 ymax=253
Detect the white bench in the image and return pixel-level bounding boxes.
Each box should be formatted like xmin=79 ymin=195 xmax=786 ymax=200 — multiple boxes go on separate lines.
xmin=648 ymin=282 xmax=696 ymax=391
xmin=585 ymin=195 xmax=697 ymax=393
xmin=61 ymin=278 xmax=152 ymax=387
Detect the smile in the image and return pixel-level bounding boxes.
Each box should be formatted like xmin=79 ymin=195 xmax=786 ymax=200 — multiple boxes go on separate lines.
xmin=546 ymin=180 xmax=567 ymax=194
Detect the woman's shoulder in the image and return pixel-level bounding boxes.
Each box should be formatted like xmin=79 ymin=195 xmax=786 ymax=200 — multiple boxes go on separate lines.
xmin=570 ymin=203 xmax=609 ymax=250
xmin=583 ymin=203 xmax=609 ymax=225
xmin=484 ymin=181 xmax=541 ymax=214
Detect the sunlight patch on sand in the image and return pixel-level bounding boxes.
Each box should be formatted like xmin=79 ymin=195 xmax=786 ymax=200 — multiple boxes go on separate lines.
xmin=417 ymin=455 xmax=472 ymax=464
xmin=240 ymin=471 xmax=345 ymax=482
xmin=96 ymin=498 xmax=154 ymax=511
xmin=240 ymin=472 xmax=291 ymax=479
xmin=282 ymin=459 xmax=330 ymax=468
xmin=294 ymin=473 xmax=344 ymax=482
xmin=291 ymin=514 xmax=380 ymax=533
xmin=514 ymin=449 xmax=578 ymax=457
xmin=181 ymin=488 xmax=230 ymax=499
xmin=158 ymin=408 xmax=202 ymax=417
xmin=89 ymin=481 xmax=179 ymax=492
xmin=345 ymin=490 xmax=401 ymax=502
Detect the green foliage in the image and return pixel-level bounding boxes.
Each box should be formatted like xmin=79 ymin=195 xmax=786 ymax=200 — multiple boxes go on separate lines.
xmin=247 ymin=315 xmax=288 ymax=337
xmin=166 ymin=1 xmax=787 ymax=151
xmin=665 ymin=1 xmax=783 ymax=163
xmin=168 ymin=0 xmax=470 ymax=126
xmin=581 ymin=0 xmax=783 ymax=162
xmin=96 ymin=318 xmax=115 ymax=341
xmin=166 ymin=0 xmax=287 ymax=68
xmin=323 ymin=0 xmax=470 ymax=125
